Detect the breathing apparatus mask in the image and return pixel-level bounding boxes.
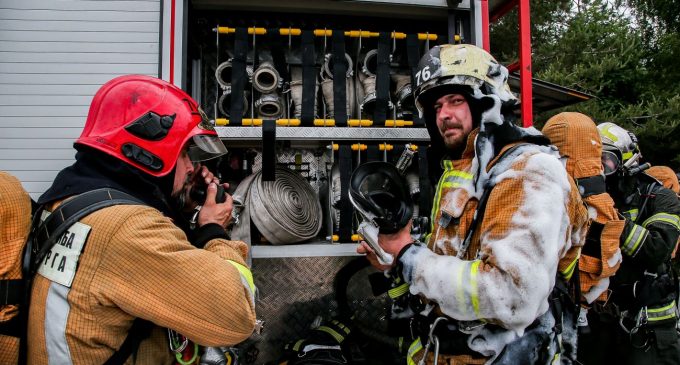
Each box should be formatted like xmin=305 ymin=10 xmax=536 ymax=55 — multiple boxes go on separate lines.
xmin=349 ymin=161 xmax=413 ymax=266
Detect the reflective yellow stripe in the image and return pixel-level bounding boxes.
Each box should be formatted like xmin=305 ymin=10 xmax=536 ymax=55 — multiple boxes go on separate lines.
xmin=441 ymin=182 xmax=466 ymax=189
xmin=560 ymin=256 xmax=579 ymax=281
xmin=227 ymin=260 xmax=256 ymax=294
xmin=430 ymin=164 xmax=473 ymax=235
xmin=622 ymin=151 xmax=633 ymax=161
xmin=625 ymin=209 xmax=638 ymax=222
xmin=407 ymin=338 xmax=423 ymax=365
xmin=293 ymin=339 xmax=305 ymax=351
xmin=648 ymin=300 xmax=678 ymax=322
xmin=621 ymin=224 xmax=647 ymax=257
xmin=642 ymin=213 xmax=680 ymax=230
xmin=470 ymin=260 xmax=481 ymax=317
xmin=601 ymin=124 xmax=619 ymax=143
xmin=318 ymin=326 xmax=345 ymax=343
xmin=388 ymin=283 xmax=409 ymax=298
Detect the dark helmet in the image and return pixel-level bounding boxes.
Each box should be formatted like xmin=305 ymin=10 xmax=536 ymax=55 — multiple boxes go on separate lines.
xmin=349 ymin=162 xmax=413 ymax=234
xmin=413 ymin=43 xmax=517 ymax=123
xmin=76 ymin=75 xmax=227 ymax=177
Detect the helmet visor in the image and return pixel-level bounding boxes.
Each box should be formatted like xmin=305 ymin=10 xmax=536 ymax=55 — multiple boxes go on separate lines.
xmin=188 ymin=134 xmax=228 ymax=162
xmin=602 ymin=150 xmax=621 ymax=176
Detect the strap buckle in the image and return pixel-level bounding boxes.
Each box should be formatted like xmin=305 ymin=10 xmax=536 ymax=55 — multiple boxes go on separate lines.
xmin=419 ymin=316 xmax=447 ymax=365
xmin=189 ymin=205 xmax=202 ymax=230
xmin=167 ymin=328 xmax=188 ymax=353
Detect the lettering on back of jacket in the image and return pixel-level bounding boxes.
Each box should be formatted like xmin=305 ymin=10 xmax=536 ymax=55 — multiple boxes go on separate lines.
xmin=37 ymin=210 xmax=91 ymax=287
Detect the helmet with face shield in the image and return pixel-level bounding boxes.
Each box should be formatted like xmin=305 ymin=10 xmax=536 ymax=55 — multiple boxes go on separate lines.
xmin=597 ymin=122 xmax=640 ymax=176
xmin=413 ymin=43 xmax=517 ymax=124
xmin=76 ymin=75 xmax=227 ymax=177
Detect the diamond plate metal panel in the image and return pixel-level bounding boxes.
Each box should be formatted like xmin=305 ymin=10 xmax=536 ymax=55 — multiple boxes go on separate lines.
xmin=237 ymin=257 xmax=396 ymax=364
xmin=217 ymin=126 xmax=430 ymax=142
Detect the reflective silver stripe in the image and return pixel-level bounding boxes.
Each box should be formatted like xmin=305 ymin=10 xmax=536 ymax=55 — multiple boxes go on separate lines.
xmin=648 ymin=300 xmax=678 ymax=322
xmin=45 ymin=282 xmax=73 ymax=364
xmin=621 ymin=223 xmax=648 ymax=257
xmin=642 ymin=213 xmax=680 ymax=231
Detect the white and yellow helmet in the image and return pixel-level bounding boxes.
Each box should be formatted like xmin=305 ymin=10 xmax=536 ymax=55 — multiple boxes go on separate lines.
xmin=413 ymin=43 xmax=517 ymax=119
xmin=597 ymin=122 xmax=640 ymax=175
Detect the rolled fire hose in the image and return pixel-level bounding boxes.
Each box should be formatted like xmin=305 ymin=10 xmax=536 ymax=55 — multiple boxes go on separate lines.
xmin=215 ymin=59 xmax=253 ymax=89
xmin=361 ymin=49 xmax=379 ymax=77
xmin=255 ymin=92 xmax=284 ymax=119
xmin=320 ymin=77 xmax=355 ymax=119
xmin=391 ymin=73 xmax=415 ymax=119
xmin=322 ymin=52 xmax=353 ymax=80
xmin=331 ymin=165 xmax=341 ymax=231
xmin=289 ymin=66 xmax=318 ymax=119
xmin=252 ymin=60 xmax=282 ymax=94
xmin=232 ymin=167 xmax=322 ymax=245
xmin=359 ymin=71 xmax=392 ymax=117
xmin=218 ymin=87 xmax=249 ymax=118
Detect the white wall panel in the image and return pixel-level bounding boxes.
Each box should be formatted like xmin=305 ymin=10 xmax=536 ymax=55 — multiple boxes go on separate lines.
xmin=0 ymin=0 xmax=161 ymax=197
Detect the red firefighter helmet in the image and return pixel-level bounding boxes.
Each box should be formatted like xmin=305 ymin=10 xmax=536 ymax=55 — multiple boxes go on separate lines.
xmin=76 ymin=75 xmax=227 ymax=177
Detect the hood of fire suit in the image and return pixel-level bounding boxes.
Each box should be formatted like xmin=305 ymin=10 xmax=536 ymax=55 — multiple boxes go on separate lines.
xmin=38 ymin=145 xmax=183 ymax=225
xmin=646 ymin=166 xmax=680 ymax=195
xmin=542 ymin=112 xmax=603 ymax=179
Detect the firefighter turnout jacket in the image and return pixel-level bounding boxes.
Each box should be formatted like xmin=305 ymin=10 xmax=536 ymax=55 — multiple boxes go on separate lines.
xmin=399 ymin=129 xmax=588 ymax=364
xmin=27 ymin=201 xmax=256 ymax=364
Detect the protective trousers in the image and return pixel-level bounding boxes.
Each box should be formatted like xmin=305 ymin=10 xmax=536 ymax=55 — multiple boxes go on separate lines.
xmin=578 ymin=310 xmax=680 ymax=365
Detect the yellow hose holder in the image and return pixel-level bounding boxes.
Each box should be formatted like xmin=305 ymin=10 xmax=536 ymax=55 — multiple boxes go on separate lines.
xmin=348 ymin=119 xmax=373 ymax=127
xmin=351 ymin=234 xmax=364 ymax=242
xmin=276 ymin=119 xmax=301 ymax=126
xmin=351 ymin=144 xmax=367 ymax=151
xmin=384 ymin=120 xmax=413 ymax=127
xmin=408 ymin=144 xmax=419 ymax=151
xmin=314 ymin=119 xmax=336 ymax=127
xmin=242 ymin=119 xmax=263 ymax=126
xmin=215 ymin=118 xmax=229 ymax=126
xmin=328 ymin=143 xmax=339 ymax=151
xmin=378 ymin=143 xmax=394 ymax=151
xmin=215 ymin=27 xmax=266 ymax=35
xmin=279 ymin=28 xmax=302 ymax=36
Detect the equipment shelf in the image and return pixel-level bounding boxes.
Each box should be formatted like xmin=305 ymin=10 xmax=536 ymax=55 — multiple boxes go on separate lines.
xmin=251 ymin=243 xmax=361 ymax=259
xmin=216 ymin=126 xmax=430 ymax=142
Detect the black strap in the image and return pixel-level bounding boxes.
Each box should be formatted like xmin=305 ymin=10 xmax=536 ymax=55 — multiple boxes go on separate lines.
xmin=229 ymin=27 xmax=248 ymax=125
xmin=418 ymin=148 xmax=431 ymax=223
xmin=406 ymin=34 xmax=424 ymax=127
xmin=332 ymin=30 xmax=348 ymax=126
xmin=366 ymin=144 xmax=380 ymax=162
xmin=461 ymin=144 xmax=527 ymax=251
xmin=32 ymin=189 xmax=144 ymax=270
xmin=338 ymin=145 xmax=353 ymax=241
xmin=373 ymin=32 xmax=391 ymax=125
xmin=576 ymin=175 xmax=606 ymax=198
xmin=0 ymin=279 xmax=22 ymax=306
xmin=102 ymin=318 xmax=154 ymax=365
xmin=301 ymin=30 xmax=316 ymax=126
xmin=262 ymin=119 xmax=276 ymax=181
xmin=266 ymin=28 xmax=290 ymax=83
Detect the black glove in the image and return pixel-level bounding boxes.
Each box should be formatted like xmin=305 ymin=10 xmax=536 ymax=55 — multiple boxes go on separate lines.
xmin=634 ymin=272 xmax=676 ymax=307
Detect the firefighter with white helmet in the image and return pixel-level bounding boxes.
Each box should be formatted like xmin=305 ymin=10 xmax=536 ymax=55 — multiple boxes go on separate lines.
xmin=357 ymin=44 xmax=588 ymax=364
xmin=26 ymin=75 xmax=256 ymax=364
xmin=583 ymin=122 xmax=680 ymax=365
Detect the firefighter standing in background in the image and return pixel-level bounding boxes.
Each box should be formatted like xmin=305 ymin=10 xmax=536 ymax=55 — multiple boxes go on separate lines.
xmin=589 ymin=122 xmax=680 ymax=365
xmin=358 ymin=44 xmax=589 ymax=364
xmin=0 ymin=172 xmax=32 ymax=364
xmin=27 ymin=75 xmax=256 ymax=364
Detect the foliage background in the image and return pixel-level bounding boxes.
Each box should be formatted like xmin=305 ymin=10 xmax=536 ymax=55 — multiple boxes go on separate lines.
xmin=490 ymin=0 xmax=680 ymax=170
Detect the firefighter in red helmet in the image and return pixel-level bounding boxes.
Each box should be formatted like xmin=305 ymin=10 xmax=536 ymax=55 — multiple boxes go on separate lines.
xmin=25 ymin=75 xmax=256 ymax=364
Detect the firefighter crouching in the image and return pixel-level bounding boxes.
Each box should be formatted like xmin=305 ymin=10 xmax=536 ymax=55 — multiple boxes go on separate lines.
xmin=579 ymin=122 xmax=680 ymax=365
xmin=26 ymin=75 xmax=256 ymax=364
xmin=357 ymin=44 xmax=589 ymax=364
